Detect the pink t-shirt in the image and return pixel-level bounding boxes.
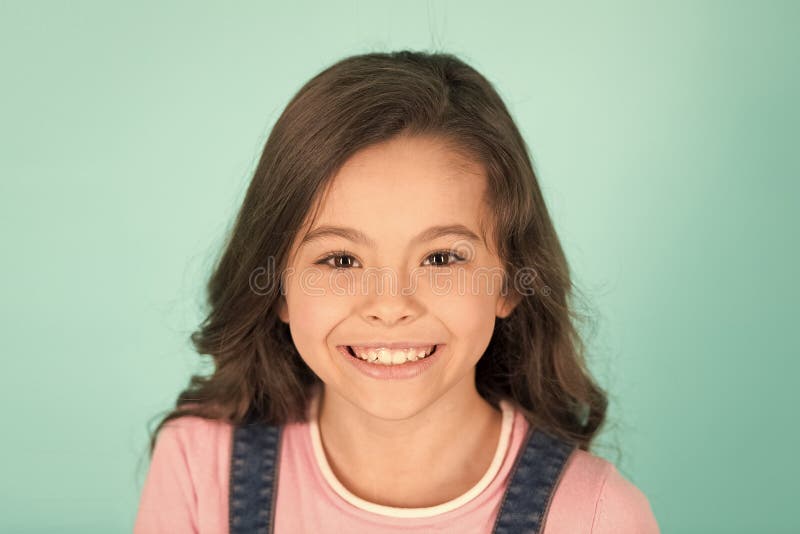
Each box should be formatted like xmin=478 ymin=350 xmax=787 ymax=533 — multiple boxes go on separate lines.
xmin=134 ymin=391 xmax=660 ymax=533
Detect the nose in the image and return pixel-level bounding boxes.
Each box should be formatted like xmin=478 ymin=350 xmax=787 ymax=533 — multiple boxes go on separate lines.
xmin=365 ymin=310 xmax=413 ymax=326
xmin=360 ymin=290 xmax=421 ymax=327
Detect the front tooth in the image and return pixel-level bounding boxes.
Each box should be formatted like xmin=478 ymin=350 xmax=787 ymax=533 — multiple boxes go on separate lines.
xmin=377 ymin=348 xmax=393 ymax=364
xmin=351 ymin=346 xmax=435 ymax=364
xmin=391 ymin=350 xmax=406 ymax=364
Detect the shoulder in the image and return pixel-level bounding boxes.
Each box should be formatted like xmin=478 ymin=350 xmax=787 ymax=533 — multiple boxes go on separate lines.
xmin=155 ymin=414 xmax=234 ymax=465
xmin=135 ymin=416 xmax=233 ymax=533
xmin=149 ymin=414 xmax=234 ymax=490
xmin=590 ymin=459 xmax=660 ymax=533
xmin=545 ymin=449 xmax=660 ymax=534
xmin=157 ymin=413 xmax=233 ymax=443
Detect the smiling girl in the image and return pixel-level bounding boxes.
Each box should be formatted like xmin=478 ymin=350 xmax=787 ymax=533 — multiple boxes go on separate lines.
xmin=135 ymin=50 xmax=659 ymax=533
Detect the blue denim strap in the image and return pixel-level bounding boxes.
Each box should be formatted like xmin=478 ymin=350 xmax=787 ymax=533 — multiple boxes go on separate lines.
xmin=228 ymin=420 xmax=574 ymax=534
xmin=229 ymin=420 xmax=282 ymax=534
xmin=492 ymin=427 xmax=576 ymax=534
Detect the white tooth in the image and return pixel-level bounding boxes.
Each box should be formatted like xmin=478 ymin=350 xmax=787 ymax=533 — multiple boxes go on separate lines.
xmin=351 ymin=346 xmax=437 ymax=365
xmin=377 ymin=348 xmax=392 ymax=364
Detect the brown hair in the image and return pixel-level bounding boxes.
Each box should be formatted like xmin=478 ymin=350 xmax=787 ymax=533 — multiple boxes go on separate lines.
xmin=146 ymin=49 xmax=608 ymax=456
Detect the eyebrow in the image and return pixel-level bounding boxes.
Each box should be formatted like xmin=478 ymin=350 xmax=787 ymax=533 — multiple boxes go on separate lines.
xmin=299 ymin=224 xmax=483 ymax=249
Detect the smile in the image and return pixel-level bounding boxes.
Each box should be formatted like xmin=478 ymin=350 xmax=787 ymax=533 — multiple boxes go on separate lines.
xmin=336 ymin=344 xmax=446 ymax=380
xmin=346 ymin=345 xmax=438 ymax=365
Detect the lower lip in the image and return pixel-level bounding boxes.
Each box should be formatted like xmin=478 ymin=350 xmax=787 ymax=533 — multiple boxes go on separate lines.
xmin=337 ymin=345 xmax=445 ymax=380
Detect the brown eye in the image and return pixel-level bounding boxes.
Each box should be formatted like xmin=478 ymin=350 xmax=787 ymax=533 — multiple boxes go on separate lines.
xmin=424 ymin=250 xmax=466 ymax=267
xmin=334 ymin=255 xmax=354 ymax=268
xmin=316 ymin=251 xmax=360 ymax=269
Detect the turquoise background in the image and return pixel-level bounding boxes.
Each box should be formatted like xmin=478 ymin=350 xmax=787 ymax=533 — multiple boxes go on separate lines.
xmin=1 ymin=1 xmax=797 ymax=532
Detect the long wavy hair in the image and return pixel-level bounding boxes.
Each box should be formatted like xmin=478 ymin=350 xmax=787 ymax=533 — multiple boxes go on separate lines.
xmin=146 ymin=49 xmax=608 ymax=456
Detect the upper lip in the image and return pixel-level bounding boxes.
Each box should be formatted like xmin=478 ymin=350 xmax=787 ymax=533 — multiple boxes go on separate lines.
xmin=342 ymin=342 xmax=442 ymax=349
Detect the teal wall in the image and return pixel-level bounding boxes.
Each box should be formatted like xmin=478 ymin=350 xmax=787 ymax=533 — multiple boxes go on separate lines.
xmin=1 ymin=1 xmax=797 ymax=532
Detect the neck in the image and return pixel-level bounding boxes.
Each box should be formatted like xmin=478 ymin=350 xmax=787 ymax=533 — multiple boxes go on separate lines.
xmin=315 ymin=375 xmax=503 ymax=508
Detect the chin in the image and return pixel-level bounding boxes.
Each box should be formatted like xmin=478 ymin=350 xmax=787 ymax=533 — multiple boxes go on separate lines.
xmin=346 ymin=387 xmax=434 ymax=421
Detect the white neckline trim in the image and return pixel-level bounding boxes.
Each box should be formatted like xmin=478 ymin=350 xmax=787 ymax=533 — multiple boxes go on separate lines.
xmin=308 ymin=394 xmax=515 ymax=518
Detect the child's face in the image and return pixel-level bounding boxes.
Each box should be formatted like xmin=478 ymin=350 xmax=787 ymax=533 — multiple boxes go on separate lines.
xmin=278 ymin=134 xmax=519 ymax=417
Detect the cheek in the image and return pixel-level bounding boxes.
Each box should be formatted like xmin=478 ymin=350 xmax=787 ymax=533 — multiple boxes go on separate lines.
xmin=285 ymin=273 xmax=351 ymax=353
xmin=457 ymin=295 xmax=498 ymax=364
xmin=438 ymin=293 xmax=496 ymax=338
xmin=421 ymin=275 xmax=498 ymax=342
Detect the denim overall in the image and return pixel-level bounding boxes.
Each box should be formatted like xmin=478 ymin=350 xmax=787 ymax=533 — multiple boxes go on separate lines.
xmin=229 ymin=416 xmax=576 ymax=534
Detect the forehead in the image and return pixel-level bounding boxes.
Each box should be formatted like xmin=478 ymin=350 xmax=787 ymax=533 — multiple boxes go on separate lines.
xmin=303 ymin=136 xmax=489 ymax=244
